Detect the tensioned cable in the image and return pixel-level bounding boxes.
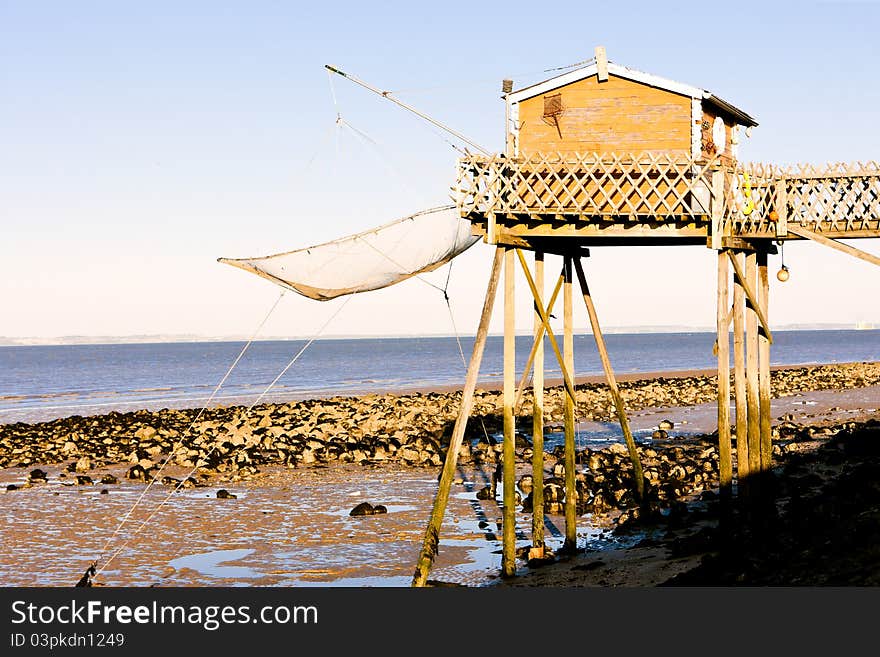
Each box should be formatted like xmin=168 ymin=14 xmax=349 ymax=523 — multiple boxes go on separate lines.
xmin=442 ymin=272 xmax=493 ymax=445
xmin=94 ymin=290 xmax=286 ymax=565
xmin=95 ymin=295 xmax=352 ymax=579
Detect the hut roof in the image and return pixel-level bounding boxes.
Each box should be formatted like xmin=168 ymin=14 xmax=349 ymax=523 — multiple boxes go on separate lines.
xmin=509 ymin=60 xmax=758 ymax=128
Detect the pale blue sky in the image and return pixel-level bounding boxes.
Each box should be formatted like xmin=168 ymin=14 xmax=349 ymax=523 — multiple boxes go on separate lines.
xmin=2 ymin=1 xmax=879 ymax=341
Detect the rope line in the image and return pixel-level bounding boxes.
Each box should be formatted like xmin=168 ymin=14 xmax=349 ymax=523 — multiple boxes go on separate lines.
xmin=441 ymin=261 xmax=493 ymax=445
xmin=95 ymin=291 xmax=286 ymax=566
xmin=96 ymin=295 xmax=351 ymax=579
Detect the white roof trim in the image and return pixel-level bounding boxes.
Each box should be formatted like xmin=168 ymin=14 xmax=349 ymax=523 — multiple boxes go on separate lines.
xmin=508 ymin=62 xmax=705 ymax=104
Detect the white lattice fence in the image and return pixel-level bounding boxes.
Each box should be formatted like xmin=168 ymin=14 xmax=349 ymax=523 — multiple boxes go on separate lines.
xmin=454 ymin=152 xmax=721 ymax=219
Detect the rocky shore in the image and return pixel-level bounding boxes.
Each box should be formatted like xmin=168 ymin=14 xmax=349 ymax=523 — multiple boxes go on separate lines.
xmin=3 ymin=362 xmax=880 ymax=528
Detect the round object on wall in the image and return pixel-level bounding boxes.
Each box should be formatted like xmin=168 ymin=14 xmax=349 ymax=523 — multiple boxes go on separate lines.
xmin=712 ymin=116 xmax=726 ymax=155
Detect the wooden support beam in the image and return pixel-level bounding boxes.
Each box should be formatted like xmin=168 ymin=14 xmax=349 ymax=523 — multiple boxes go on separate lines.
xmin=745 ymin=252 xmax=762 ymax=477
xmin=412 ymin=247 xmax=503 ymax=587
xmin=502 ymin=248 xmax=516 ymax=577
xmin=733 ymin=251 xmax=749 ymax=483
xmin=531 ymin=252 xmax=545 ymax=552
xmin=515 ymin=250 xmax=579 ymax=405
xmin=711 ymin=170 xmax=724 ymax=250
xmin=727 ymin=250 xmax=774 ymax=344
xmin=758 ymin=249 xmax=772 ymax=471
xmin=514 ymin=271 xmax=564 ymax=411
xmin=787 ymin=224 xmax=880 ymax=268
xmin=562 ymin=257 xmax=577 ymax=551
xmin=573 ymin=258 xmax=645 ymax=500
xmin=717 ymin=250 xmax=732 ymax=489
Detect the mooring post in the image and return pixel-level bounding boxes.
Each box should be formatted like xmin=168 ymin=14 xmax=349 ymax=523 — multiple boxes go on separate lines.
xmin=562 ymin=256 xmax=578 ymax=551
xmin=733 ymin=250 xmax=749 ymax=486
xmin=502 ymin=247 xmax=517 ymax=577
xmin=531 ymin=251 xmax=545 ymax=552
xmin=412 ymin=247 xmax=503 ymax=587
xmin=716 ymin=249 xmax=733 ymax=490
xmin=757 ymin=247 xmax=772 ymax=471
xmin=573 ymin=258 xmax=644 ymax=500
xmin=745 ymin=251 xmax=761 ymax=477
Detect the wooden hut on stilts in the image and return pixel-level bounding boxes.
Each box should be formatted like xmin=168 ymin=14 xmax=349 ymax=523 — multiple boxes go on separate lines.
xmin=412 ymin=46 xmax=880 ymax=586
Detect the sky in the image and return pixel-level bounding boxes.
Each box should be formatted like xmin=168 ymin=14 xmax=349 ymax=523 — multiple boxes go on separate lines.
xmin=2 ymin=0 xmax=879 ymax=342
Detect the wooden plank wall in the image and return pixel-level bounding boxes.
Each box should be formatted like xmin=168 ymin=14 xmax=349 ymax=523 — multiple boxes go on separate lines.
xmin=516 ymin=75 xmax=692 ymax=157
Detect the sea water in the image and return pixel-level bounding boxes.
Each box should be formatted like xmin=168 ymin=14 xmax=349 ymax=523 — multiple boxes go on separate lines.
xmin=1 ymin=330 xmax=879 ymax=424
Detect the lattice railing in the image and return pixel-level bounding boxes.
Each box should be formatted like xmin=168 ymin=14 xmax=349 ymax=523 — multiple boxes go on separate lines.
xmin=722 ymin=161 xmax=880 ymax=236
xmin=454 ymin=152 xmax=721 ymax=220
xmin=454 ymin=153 xmax=880 ymax=240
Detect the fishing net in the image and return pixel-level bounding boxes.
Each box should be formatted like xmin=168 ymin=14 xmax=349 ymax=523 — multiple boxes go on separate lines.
xmin=218 ymin=205 xmax=480 ymax=300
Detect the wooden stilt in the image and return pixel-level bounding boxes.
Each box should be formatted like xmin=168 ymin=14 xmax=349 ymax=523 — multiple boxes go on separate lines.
xmin=502 ymin=248 xmax=516 ymax=577
xmin=745 ymin=251 xmax=761 ymax=477
xmin=562 ymin=256 xmax=578 ymax=551
xmin=716 ymin=250 xmax=732 ymax=489
xmin=733 ymin=251 xmax=749 ymax=483
xmin=531 ymin=252 xmax=545 ymax=552
xmin=412 ymin=247 xmax=503 ymax=587
xmin=757 ymin=248 xmax=772 ymax=471
xmin=572 ymin=258 xmax=644 ymax=500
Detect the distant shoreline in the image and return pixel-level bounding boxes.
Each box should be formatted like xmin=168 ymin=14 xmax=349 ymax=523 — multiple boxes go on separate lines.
xmin=2 ymin=325 xmax=876 ymax=347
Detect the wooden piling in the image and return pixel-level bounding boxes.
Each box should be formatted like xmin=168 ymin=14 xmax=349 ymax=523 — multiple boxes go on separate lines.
xmin=716 ymin=250 xmax=732 ymax=489
xmin=531 ymin=252 xmax=545 ymax=551
xmin=502 ymin=248 xmax=516 ymax=577
xmin=733 ymin=251 xmax=749 ymax=483
xmin=745 ymin=251 xmax=761 ymax=476
xmin=562 ymin=256 xmax=577 ymax=551
xmin=573 ymin=258 xmax=644 ymax=500
xmin=412 ymin=247 xmax=503 ymax=587
xmin=757 ymin=248 xmax=772 ymax=471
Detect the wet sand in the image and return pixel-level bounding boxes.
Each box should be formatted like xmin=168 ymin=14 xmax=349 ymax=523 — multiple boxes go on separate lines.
xmin=1 ymin=363 xmax=879 ymax=587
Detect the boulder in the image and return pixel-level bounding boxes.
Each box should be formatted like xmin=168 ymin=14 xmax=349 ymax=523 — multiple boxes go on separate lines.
xmin=28 ymin=469 xmax=48 ymax=483
xmin=216 ymin=489 xmax=237 ymax=499
xmin=349 ymin=502 xmax=374 ymax=516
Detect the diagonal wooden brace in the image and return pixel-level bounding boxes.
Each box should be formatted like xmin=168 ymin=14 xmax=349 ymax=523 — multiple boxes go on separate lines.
xmin=514 ymin=270 xmax=564 ymax=410
xmin=787 ymin=224 xmax=880 ymax=267
xmin=573 ymin=258 xmax=644 ymax=500
xmin=515 ymin=250 xmax=579 ymax=406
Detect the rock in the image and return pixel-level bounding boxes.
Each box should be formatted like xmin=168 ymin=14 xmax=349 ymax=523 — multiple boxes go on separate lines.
xmin=100 ymin=489 xmax=109 ymax=495
xmin=658 ymin=419 xmax=674 ymax=431
xmin=100 ymin=474 xmax=119 ymax=485
xmin=349 ymin=502 xmax=374 ymax=516
xmin=518 ymin=474 xmax=534 ymax=494
xmin=28 ymin=469 xmax=48 ymax=482
xmin=216 ymin=489 xmax=237 ymax=499
xmin=372 ymin=504 xmax=388 ymax=514
xmin=75 ymin=475 xmax=93 ymax=485
xmin=126 ymin=465 xmax=147 ymax=481
xmin=75 ymin=456 xmax=91 ymax=473
xmin=476 ymin=486 xmax=495 ymax=500
xmin=6 ymin=484 xmax=19 ymax=491
xmin=607 ymin=443 xmax=628 ymax=456
xmin=651 ymin=429 xmax=668 ymax=440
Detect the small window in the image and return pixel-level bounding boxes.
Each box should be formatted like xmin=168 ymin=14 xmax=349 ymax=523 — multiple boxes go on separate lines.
xmin=542 ymin=93 xmax=564 ymax=122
